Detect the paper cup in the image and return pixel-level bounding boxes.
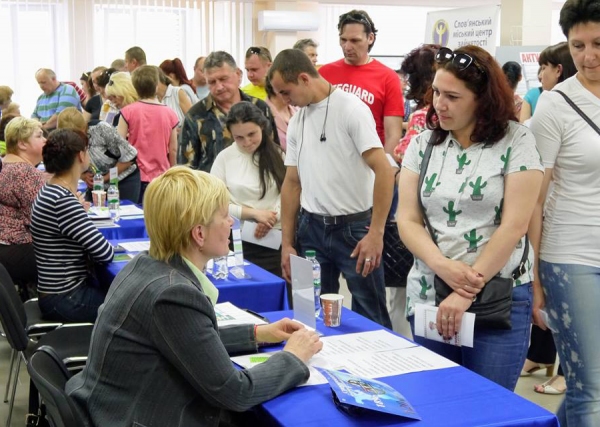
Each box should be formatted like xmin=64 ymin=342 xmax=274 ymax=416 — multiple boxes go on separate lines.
xmin=320 ymin=294 xmax=344 ymax=327
xmin=92 ymin=190 xmax=106 ymax=207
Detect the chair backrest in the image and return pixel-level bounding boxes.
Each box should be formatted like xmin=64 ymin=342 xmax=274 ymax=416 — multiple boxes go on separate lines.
xmin=0 ymin=263 xmax=29 ymax=351
xmin=27 ymin=346 xmax=91 ymax=427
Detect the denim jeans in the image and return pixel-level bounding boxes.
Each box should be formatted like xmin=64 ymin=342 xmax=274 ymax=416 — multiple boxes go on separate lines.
xmin=39 ymin=283 xmax=107 ymax=323
xmin=540 ymin=261 xmax=600 ymax=427
xmin=409 ymin=283 xmax=532 ymax=391
xmin=296 ymin=212 xmax=392 ymax=329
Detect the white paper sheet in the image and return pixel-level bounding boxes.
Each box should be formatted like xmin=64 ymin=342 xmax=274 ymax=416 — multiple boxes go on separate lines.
xmin=318 ymin=330 xmax=416 ymax=359
xmin=214 ymin=302 xmax=268 ymax=327
xmin=339 ymin=346 xmax=458 ymax=378
xmin=240 ymin=221 xmax=282 ymax=250
xmin=118 ymin=241 xmax=150 ymax=252
xmin=413 ymin=304 xmax=475 ymax=347
xmin=118 ymin=205 xmax=144 ymax=216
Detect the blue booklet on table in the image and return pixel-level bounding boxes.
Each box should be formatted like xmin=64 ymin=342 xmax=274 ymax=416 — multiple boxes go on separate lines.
xmin=317 ymin=368 xmax=421 ymax=421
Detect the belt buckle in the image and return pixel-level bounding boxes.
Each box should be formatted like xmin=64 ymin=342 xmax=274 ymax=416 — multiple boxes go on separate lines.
xmin=323 ymin=215 xmax=339 ymax=226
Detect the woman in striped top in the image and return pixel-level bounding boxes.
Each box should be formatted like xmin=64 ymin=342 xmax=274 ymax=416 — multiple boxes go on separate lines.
xmin=31 ymin=129 xmax=114 ymax=323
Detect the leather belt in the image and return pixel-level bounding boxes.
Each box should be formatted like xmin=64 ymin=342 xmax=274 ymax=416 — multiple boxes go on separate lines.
xmin=301 ymin=208 xmax=371 ymax=226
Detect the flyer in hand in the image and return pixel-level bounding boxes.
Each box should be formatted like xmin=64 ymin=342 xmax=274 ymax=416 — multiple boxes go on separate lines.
xmin=317 ymin=368 xmax=421 ymax=420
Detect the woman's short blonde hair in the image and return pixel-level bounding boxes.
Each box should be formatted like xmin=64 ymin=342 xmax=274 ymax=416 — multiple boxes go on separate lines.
xmin=57 ymin=107 xmax=87 ymax=133
xmin=0 ymin=86 xmax=13 ymax=106
xmin=144 ymin=166 xmax=229 ymax=262
xmin=105 ymin=72 xmax=138 ymax=107
xmin=4 ymin=117 xmax=42 ymax=155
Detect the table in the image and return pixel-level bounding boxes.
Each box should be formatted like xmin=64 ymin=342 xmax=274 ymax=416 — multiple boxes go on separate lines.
xmin=255 ymin=309 xmax=559 ymax=427
xmin=103 ymin=239 xmax=289 ymax=312
xmin=96 ymin=201 xmax=148 ymax=240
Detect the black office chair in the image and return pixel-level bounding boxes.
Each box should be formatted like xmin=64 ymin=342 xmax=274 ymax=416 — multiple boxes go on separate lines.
xmin=0 ymin=264 xmax=64 ymax=406
xmin=27 ymin=346 xmax=91 ymax=427
xmin=0 ymin=264 xmax=93 ymax=427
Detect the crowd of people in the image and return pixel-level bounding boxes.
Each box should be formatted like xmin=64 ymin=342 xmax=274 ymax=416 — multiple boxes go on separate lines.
xmin=0 ymin=0 xmax=598 ymax=425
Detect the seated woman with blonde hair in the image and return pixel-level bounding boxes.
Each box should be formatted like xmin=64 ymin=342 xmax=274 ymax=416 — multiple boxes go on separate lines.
xmin=0 ymin=117 xmax=46 ymax=299
xmin=57 ymin=107 xmax=140 ymax=203
xmin=67 ymin=166 xmax=322 ymax=426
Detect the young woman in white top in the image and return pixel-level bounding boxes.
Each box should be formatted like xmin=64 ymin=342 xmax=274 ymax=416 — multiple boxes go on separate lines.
xmin=211 ymin=101 xmax=285 ymax=277
xmin=529 ymin=1 xmax=600 ymax=425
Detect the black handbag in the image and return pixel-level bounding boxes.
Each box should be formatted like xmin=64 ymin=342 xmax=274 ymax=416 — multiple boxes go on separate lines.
xmin=418 ymin=142 xmax=528 ymax=330
xmin=383 ymin=220 xmax=413 ymax=287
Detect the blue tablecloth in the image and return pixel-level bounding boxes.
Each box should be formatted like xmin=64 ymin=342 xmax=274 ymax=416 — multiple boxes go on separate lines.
xmin=256 ymin=309 xmax=558 ymax=427
xmin=96 ymin=201 xmax=147 ymax=240
xmin=104 ymin=239 xmax=288 ymax=312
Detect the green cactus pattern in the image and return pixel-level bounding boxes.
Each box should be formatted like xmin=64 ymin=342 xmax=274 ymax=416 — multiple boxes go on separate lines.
xmin=464 ymin=229 xmax=483 ymax=252
xmin=423 ymin=173 xmax=440 ymax=195
xmin=459 ymin=180 xmax=468 ymax=193
xmin=494 ymin=200 xmax=503 ymax=225
xmin=456 ymin=153 xmax=471 ymax=173
xmin=520 ymin=165 xmax=527 ymax=171
xmin=501 ymin=147 xmax=512 ymax=173
xmin=469 ymin=176 xmax=487 ymax=200
xmin=443 ymin=201 xmax=462 ymax=225
xmin=419 ymin=276 xmax=432 ymax=300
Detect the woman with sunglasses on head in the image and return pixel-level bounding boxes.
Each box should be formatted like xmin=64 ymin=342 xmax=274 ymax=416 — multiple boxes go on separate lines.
xmin=30 ymin=129 xmax=114 ymax=323
xmin=529 ymin=1 xmax=600 ymax=425
xmin=397 ymin=45 xmax=544 ymax=390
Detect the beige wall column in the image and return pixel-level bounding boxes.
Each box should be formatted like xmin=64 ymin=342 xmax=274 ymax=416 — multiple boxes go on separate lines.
xmin=500 ymin=0 xmax=553 ymax=46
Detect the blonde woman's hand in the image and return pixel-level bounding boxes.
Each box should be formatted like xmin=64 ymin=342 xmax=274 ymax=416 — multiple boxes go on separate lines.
xmin=253 ymin=209 xmax=278 ymax=228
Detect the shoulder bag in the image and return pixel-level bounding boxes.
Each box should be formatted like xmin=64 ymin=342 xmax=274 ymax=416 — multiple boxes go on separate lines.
xmin=417 ymin=141 xmax=528 ymax=330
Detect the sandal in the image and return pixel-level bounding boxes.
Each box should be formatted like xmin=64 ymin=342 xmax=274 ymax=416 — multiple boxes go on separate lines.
xmin=534 ymin=375 xmax=566 ymax=395
xmin=520 ymin=359 xmax=554 ymax=377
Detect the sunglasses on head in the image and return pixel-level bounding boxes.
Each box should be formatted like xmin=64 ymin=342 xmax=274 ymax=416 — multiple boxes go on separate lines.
xmin=435 ymin=47 xmax=485 ymax=74
xmin=340 ymin=12 xmax=372 ymax=33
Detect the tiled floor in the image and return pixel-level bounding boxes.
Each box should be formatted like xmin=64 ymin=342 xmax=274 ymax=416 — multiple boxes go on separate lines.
xmin=0 ymin=282 xmax=562 ymax=426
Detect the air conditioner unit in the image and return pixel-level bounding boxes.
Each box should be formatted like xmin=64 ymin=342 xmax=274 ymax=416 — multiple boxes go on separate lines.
xmin=258 ymin=10 xmax=319 ymax=32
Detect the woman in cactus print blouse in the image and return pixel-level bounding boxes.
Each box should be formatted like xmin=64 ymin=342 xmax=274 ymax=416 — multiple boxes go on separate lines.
xmin=397 ymin=45 xmax=544 ymax=391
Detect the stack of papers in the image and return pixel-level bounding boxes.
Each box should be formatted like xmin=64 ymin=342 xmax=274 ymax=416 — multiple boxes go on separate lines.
xmin=232 ymin=329 xmax=458 ymax=386
xmin=88 ymin=207 xmax=116 ymax=227
xmin=117 ymin=241 xmax=150 ymax=252
xmin=214 ymin=302 xmax=268 ymax=327
xmin=118 ymin=205 xmax=144 ymax=217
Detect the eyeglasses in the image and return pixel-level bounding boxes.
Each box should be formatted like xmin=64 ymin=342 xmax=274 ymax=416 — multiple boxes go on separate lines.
xmin=339 ymin=12 xmax=373 ymax=34
xmin=435 ymin=47 xmax=485 ymax=74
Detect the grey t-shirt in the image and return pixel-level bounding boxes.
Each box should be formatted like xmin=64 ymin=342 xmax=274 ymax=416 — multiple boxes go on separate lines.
xmin=402 ymin=121 xmax=544 ymax=316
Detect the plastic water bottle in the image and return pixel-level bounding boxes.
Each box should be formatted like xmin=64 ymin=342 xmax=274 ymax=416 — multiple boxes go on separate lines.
xmin=306 ymin=250 xmax=321 ymax=317
xmin=93 ymin=172 xmax=103 ymax=191
xmin=37 ymin=162 xmax=46 ymax=173
xmin=107 ymin=184 xmax=120 ymax=222
xmin=213 ymin=256 xmax=229 ymax=279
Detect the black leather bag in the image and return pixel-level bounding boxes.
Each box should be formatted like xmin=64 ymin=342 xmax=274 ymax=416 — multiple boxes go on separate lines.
xmin=418 ymin=143 xmax=528 ymax=330
xmin=383 ymin=220 xmax=413 ymax=287
xmin=434 ymin=275 xmax=514 ymax=330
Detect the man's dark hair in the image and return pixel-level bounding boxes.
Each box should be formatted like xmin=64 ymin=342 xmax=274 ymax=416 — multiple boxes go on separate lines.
xmin=125 ymin=46 xmax=147 ymax=66
xmin=337 ymin=9 xmax=378 ymax=52
xmin=559 ymin=0 xmax=600 ymax=38
xmin=501 ymin=61 xmax=522 ymax=90
xmin=268 ymin=49 xmax=320 ymax=84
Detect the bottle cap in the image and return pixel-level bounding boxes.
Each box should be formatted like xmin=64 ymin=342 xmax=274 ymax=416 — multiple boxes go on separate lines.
xmin=305 ymin=250 xmax=316 ymax=257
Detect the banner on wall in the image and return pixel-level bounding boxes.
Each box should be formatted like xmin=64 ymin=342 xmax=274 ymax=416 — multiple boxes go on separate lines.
xmin=424 ymin=5 xmax=501 ymax=55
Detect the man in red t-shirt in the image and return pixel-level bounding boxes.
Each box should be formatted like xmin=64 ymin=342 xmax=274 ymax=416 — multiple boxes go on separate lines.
xmin=319 ymin=10 xmax=403 ymax=154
